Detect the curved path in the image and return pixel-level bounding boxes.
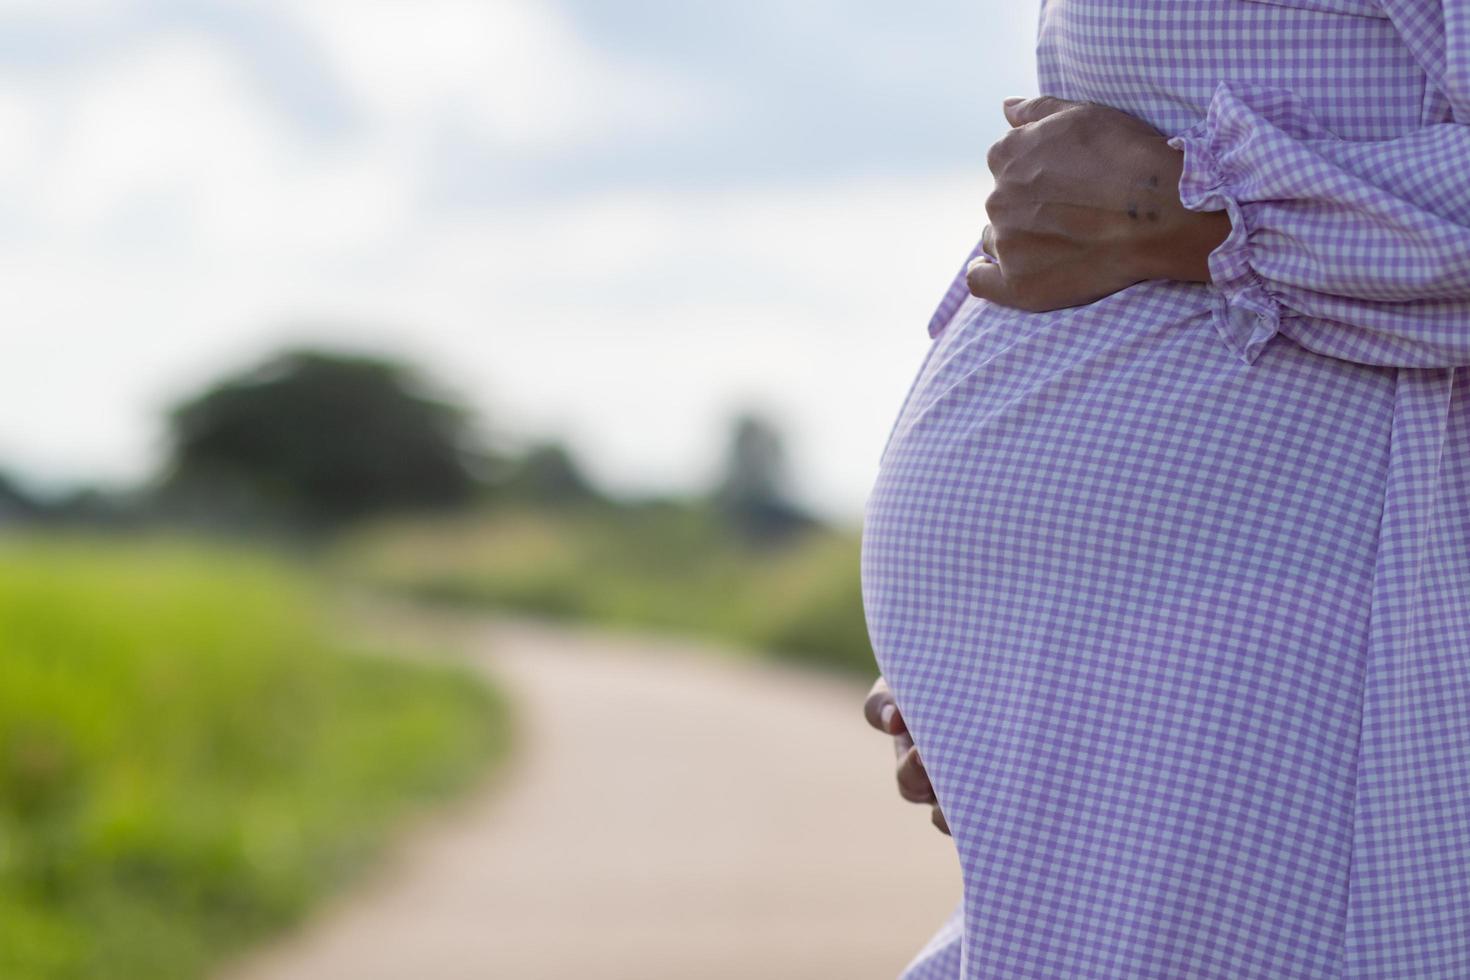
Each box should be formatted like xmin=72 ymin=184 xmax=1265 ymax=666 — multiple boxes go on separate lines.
xmin=220 ymin=613 xmax=960 ymax=980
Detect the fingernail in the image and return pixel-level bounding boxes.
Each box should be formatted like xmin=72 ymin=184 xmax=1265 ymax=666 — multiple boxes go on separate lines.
xmin=880 ymin=703 xmax=896 ymax=730
xmin=1003 ymin=96 xmax=1025 ymax=107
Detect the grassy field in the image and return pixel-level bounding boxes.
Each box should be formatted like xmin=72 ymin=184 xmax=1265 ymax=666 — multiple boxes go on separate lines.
xmin=335 ymin=503 xmax=878 ymax=675
xmin=0 ymin=536 xmax=511 ymax=980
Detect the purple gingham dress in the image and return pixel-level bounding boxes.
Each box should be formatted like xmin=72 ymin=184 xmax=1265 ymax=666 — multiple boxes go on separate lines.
xmin=860 ymin=0 xmax=1470 ymax=976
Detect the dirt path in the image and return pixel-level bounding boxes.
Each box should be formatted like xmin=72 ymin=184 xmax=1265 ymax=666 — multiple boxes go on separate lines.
xmin=219 ymin=613 xmax=960 ymax=980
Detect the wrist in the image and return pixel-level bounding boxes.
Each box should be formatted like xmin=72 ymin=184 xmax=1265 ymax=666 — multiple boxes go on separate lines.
xmin=1130 ymin=138 xmax=1232 ymax=284
xmin=1160 ymin=209 xmax=1232 ymax=283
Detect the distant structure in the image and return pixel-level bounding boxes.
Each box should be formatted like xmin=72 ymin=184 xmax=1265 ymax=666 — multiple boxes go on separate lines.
xmin=711 ymin=412 xmax=813 ymax=544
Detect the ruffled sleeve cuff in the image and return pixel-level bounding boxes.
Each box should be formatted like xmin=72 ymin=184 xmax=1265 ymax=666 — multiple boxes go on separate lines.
xmin=1166 ymin=114 xmax=1285 ymax=367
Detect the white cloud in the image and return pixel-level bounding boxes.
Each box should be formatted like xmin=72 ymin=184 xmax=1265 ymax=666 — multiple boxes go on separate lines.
xmin=24 ymin=31 xmax=411 ymax=260
xmin=277 ymin=0 xmax=702 ymax=153
xmin=0 ymin=89 xmax=45 ymax=185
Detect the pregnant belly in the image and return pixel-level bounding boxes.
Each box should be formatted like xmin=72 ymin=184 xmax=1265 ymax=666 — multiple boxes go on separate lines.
xmin=859 ymin=279 xmax=1394 ymax=875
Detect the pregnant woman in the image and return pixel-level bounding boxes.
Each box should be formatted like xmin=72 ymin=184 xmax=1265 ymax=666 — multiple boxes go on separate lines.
xmin=860 ymin=0 xmax=1470 ymax=977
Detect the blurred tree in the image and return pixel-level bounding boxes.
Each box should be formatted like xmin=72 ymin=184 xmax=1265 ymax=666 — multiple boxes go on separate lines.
xmin=48 ymin=486 xmax=140 ymax=528
xmin=711 ymin=412 xmax=813 ymax=544
xmin=496 ymin=441 xmax=602 ymax=506
xmin=159 ymin=348 xmax=486 ymax=530
xmin=0 ymin=471 xmax=40 ymax=525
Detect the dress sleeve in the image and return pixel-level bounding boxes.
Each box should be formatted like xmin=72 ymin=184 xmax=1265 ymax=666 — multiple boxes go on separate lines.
xmin=1165 ymin=78 xmax=1470 ymax=368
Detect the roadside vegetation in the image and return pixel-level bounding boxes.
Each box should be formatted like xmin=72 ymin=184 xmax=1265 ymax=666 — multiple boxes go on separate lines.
xmin=335 ymin=502 xmax=874 ymax=675
xmin=0 ymin=537 xmax=511 ymax=980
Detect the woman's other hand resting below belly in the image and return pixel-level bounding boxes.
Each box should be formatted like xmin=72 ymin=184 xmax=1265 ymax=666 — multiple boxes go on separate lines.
xmin=864 ymin=675 xmax=950 ymax=836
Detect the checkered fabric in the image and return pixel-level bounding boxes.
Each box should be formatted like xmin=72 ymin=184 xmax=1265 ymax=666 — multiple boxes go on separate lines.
xmin=860 ymin=0 xmax=1470 ymax=976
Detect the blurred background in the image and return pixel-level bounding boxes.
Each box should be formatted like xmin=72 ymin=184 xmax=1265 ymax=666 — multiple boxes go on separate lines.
xmin=0 ymin=1 xmax=1038 ymax=977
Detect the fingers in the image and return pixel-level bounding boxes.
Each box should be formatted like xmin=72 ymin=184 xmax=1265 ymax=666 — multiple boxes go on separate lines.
xmin=863 ymin=676 xmax=907 ymax=735
xmin=1002 ymin=94 xmax=1083 ymax=127
xmin=896 ymin=743 xmax=937 ymax=804
xmin=892 ymin=729 xmax=914 ymax=758
xmin=966 ymin=257 xmax=1018 ymax=306
xmin=966 ymin=256 xmax=1050 ymax=312
xmin=931 ymin=804 xmax=951 ymax=836
xmin=865 ymin=676 xmax=940 ymax=821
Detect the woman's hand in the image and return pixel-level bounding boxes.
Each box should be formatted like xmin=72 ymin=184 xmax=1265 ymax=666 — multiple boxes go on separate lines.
xmin=863 ymin=676 xmax=950 ymax=835
xmin=967 ymin=95 xmax=1232 ymax=312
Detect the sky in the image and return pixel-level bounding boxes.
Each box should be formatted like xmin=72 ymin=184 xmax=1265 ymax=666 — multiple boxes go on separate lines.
xmin=0 ymin=0 xmax=1039 ymax=523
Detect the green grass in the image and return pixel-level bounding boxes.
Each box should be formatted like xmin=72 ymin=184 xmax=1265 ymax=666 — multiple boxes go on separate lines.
xmin=0 ymin=536 xmax=511 ymax=980
xmin=335 ymin=503 xmax=878 ymax=675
